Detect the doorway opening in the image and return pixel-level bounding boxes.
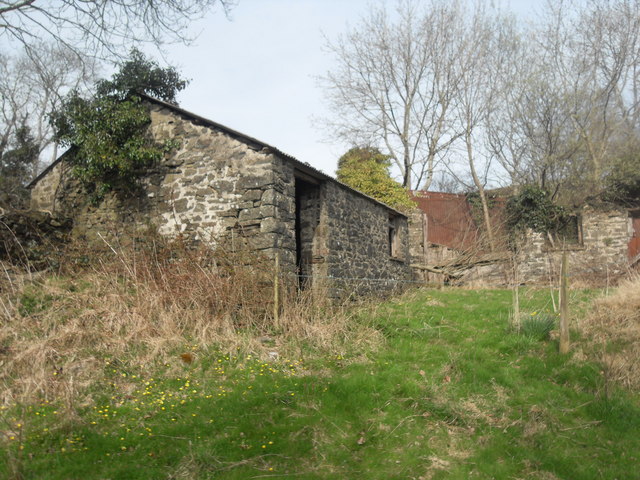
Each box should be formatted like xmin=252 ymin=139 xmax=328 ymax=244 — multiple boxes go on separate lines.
xmin=295 ymin=176 xmax=321 ymax=289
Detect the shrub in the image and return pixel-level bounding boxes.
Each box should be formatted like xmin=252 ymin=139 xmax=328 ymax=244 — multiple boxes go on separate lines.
xmin=519 ymin=313 xmax=555 ymax=341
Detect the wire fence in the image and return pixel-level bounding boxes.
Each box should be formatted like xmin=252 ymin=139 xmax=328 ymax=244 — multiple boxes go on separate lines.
xmin=285 ymin=259 xmax=635 ymax=288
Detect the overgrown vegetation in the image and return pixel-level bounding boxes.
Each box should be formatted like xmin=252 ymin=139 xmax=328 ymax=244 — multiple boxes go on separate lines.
xmin=503 ymin=185 xmax=585 ymax=250
xmin=50 ymin=49 xmax=187 ymax=202
xmin=321 ymin=0 xmax=640 ymax=206
xmin=602 ymin=147 xmax=640 ymax=206
xmin=336 ymin=147 xmax=415 ymax=211
xmin=506 ymin=186 xmax=567 ymax=234
xmin=0 ymin=234 xmax=377 ymax=406
xmin=582 ymin=275 xmax=640 ymax=391
xmin=1 ymin=241 xmax=639 ymax=478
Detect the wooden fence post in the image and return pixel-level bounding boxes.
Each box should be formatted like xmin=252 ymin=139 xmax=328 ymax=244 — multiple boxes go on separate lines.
xmin=512 ymin=253 xmax=520 ymax=332
xmin=559 ymin=251 xmax=570 ymax=354
xmin=273 ymin=253 xmax=280 ymax=326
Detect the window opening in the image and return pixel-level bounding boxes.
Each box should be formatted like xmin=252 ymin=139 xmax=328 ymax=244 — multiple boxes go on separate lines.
xmin=389 ymin=215 xmax=400 ymax=258
xmin=546 ymin=214 xmax=582 ymax=248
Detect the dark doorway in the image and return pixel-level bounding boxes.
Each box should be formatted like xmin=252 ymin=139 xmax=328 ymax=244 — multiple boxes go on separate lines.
xmin=295 ymin=177 xmax=321 ymax=289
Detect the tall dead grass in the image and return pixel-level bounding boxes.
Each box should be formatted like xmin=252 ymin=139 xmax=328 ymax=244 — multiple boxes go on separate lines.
xmin=582 ymin=274 xmax=640 ymax=391
xmin=0 ymin=236 xmax=382 ymax=406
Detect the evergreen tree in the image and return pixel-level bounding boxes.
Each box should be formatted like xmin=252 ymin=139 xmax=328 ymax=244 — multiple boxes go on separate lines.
xmin=95 ymin=48 xmax=188 ymax=103
xmin=0 ymin=126 xmax=39 ymax=208
xmin=50 ymin=50 xmax=187 ymax=201
xmin=336 ymin=147 xmax=414 ymax=211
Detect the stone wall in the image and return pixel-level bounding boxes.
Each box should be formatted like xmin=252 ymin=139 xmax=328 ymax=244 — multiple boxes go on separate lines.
xmin=517 ymin=207 xmax=631 ymax=284
xmin=30 ymin=99 xmax=410 ymax=295
xmin=270 ymin=160 xmax=412 ymax=296
xmin=30 ymin=160 xmax=65 ymax=213
xmin=322 ymin=181 xmax=411 ymax=295
xmin=460 ymin=207 xmax=633 ymax=286
xmin=406 ymin=204 xmax=633 ymax=286
xmin=408 ymin=210 xmax=427 ymax=274
xmin=31 ymin=104 xmax=286 ymax=254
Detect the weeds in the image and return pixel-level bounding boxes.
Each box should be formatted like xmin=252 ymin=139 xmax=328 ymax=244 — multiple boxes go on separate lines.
xmin=582 ymin=274 xmax=640 ymax=390
xmin=519 ymin=313 xmax=556 ymax=341
xmin=0 ymin=232 xmax=380 ymax=408
xmin=2 ymin=219 xmax=639 ymax=478
xmin=1 ymin=283 xmax=639 ymax=479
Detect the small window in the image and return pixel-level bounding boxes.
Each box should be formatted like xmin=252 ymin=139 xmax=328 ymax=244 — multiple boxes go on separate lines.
xmin=546 ymin=215 xmax=582 ymax=248
xmin=389 ymin=216 xmax=400 ymax=258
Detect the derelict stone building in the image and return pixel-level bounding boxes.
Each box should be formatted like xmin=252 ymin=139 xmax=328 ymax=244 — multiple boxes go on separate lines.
xmin=30 ymin=95 xmax=411 ymax=293
xmin=407 ymin=191 xmax=640 ymax=285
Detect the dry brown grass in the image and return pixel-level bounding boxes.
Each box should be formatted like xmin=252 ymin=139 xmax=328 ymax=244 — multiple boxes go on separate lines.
xmin=0 ymin=236 xmax=381 ymax=407
xmin=582 ymin=274 xmax=640 ymax=390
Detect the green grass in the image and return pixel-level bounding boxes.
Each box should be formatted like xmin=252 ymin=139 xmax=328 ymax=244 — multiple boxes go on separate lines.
xmin=2 ymin=287 xmax=639 ymax=479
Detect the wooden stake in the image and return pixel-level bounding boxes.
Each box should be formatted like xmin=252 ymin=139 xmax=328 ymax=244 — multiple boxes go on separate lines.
xmin=559 ymin=251 xmax=570 ymax=354
xmin=512 ymin=255 xmax=520 ymax=332
xmin=273 ymin=253 xmax=280 ymax=326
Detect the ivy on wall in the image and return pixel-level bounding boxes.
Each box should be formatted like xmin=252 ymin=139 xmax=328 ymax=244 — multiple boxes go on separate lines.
xmin=52 ymin=94 xmax=172 ymax=201
xmin=505 ymin=186 xmax=578 ymax=249
xmin=506 ymin=186 xmax=567 ymax=233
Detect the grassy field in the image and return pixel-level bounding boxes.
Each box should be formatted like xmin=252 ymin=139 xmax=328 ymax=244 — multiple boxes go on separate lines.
xmin=1 ymin=285 xmax=639 ymax=479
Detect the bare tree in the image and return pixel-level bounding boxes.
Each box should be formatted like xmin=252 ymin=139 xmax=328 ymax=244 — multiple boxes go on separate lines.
xmin=484 ymin=17 xmax=534 ymax=190
xmin=453 ymin=3 xmax=501 ymax=250
xmin=322 ymin=0 xmax=640 ymax=205
xmin=0 ymin=43 xmax=98 ymax=177
xmin=320 ymin=0 xmax=466 ymax=190
xmin=567 ymin=0 xmax=640 ymax=189
xmin=0 ymin=0 xmax=235 ymax=61
xmin=486 ymin=39 xmax=581 ymax=199
xmin=1 ymin=1 xmax=235 ymax=181
xmin=487 ymin=0 xmax=640 ymax=204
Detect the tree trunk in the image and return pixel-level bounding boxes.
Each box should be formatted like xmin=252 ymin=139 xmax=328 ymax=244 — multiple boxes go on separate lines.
xmin=466 ymin=133 xmax=496 ymax=252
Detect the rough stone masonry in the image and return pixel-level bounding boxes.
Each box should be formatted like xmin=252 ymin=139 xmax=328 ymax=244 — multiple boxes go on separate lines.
xmin=30 ymin=95 xmax=412 ymax=296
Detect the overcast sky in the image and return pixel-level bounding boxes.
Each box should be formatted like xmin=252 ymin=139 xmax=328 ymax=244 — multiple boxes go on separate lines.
xmin=161 ymin=0 xmax=539 ymax=179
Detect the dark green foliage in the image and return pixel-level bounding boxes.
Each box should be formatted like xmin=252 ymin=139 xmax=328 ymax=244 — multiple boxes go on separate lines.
xmin=50 ymin=50 xmax=187 ymax=201
xmin=95 ymin=48 xmax=188 ymax=104
xmin=506 ymin=185 xmax=572 ymax=237
xmin=506 ymin=185 xmax=568 ymax=233
xmin=505 ymin=186 xmax=586 ymax=249
xmin=0 ymin=126 xmax=39 ymax=208
xmin=51 ymin=94 xmax=166 ymax=200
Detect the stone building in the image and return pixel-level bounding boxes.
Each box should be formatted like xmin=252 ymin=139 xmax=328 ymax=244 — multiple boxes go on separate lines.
xmin=515 ymin=206 xmax=639 ymax=283
xmin=408 ymin=191 xmax=640 ymax=285
xmin=30 ymin=95 xmax=411 ymax=294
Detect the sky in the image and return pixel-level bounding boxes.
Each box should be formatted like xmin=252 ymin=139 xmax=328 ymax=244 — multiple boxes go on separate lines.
xmin=157 ymin=0 xmax=539 ymax=179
